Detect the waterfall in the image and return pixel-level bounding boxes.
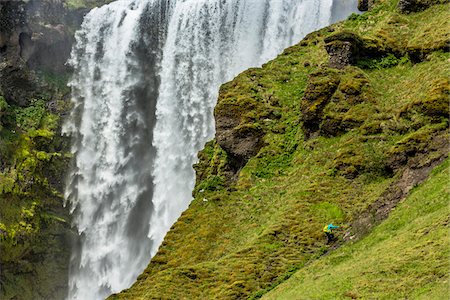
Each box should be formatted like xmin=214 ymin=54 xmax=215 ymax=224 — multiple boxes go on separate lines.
xmin=64 ymin=0 xmax=357 ymax=299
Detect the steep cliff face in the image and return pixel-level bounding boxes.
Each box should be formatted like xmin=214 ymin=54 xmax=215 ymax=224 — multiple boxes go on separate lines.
xmin=114 ymin=0 xmax=448 ymax=298
xmin=0 ymin=1 xmax=109 ymax=299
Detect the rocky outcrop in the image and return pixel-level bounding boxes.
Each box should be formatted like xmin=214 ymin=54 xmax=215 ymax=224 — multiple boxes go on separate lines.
xmin=398 ymin=0 xmax=448 ymax=13
xmin=300 ymin=66 xmax=373 ymax=139
xmin=300 ymin=69 xmax=341 ymax=138
xmin=357 ymin=0 xmax=376 ymax=11
xmin=324 ymin=32 xmax=389 ymax=69
xmin=0 ymin=0 xmax=89 ymax=74
xmin=215 ymin=107 xmax=266 ymax=172
xmin=214 ymin=68 xmax=278 ymax=173
xmin=1 ymin=0 xmax=114 ymax=73
xmin=324 ymin=32 xmax=365 ymax=69
xmin=0 ymin=0 xmax=83 ymax=107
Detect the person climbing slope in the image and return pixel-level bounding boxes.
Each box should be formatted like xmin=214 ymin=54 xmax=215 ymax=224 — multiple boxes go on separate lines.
xmin=323 ymin=223 xmax=339 ymax=244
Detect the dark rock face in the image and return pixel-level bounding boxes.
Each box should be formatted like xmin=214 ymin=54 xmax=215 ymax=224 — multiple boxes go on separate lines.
xmin=357 ymin=0 xmax=377 ymax=11
xmin=0 ymin=0 xmax=91 ymax=106
xmin=214 ymin=68 xmax=276 ymax=173
xmin=398 ymin=0 xmax=447 ymax=13
xmin=0 ymin=60 xmax=39 ymax=106
xmin=324 ymin=32 xmax=365 ymax=69
xmin=0 ymin=0 xmax=88 ymax=74
xmin=358 ymin=0 xmax=369 ymax=11
xmin=216 ymin=122 xmax=265 ymax=171
xmin=215 ymin=97 xmax=266 ymax=172
xmin=325 ymin=41 xmax=355 ymax=69
xmin=0 ymin=2 xmax=27 ymax=58
xmin=324 ymin=31 xmax=394 ymax=69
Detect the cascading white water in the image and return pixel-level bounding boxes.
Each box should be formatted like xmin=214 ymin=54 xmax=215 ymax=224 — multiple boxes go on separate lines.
xmin=65 ymin=0 xmax=357 ymax=299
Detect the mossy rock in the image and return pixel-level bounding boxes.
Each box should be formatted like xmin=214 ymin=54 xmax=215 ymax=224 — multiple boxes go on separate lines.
xmin=193 ymin=140 xmax=233 ymax=195
xmin=215 ymin=68 xmax=279 ymax=172
xmin=300 ymin=68 xmax=341 ymax=137
xmin=302 ymin=67 xmax=374 ymax=137
xmin=398 ymin=0 xmax=448 ymax=13
xmin=405 ymin=79 xmax=449 ymax=117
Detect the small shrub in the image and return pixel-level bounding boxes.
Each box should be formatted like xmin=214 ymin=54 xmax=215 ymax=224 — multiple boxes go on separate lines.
xmin=13 ymin=100 xmax=46 ymax=131
xmin=357 ymin=54 xmax=409 ymax=69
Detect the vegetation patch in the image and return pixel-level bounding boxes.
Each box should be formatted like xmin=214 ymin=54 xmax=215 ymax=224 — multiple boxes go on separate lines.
xmin=0 ymin=81 xmax=71 ymax=299
xmin=263 ymin=159 xmax=450 ymax=300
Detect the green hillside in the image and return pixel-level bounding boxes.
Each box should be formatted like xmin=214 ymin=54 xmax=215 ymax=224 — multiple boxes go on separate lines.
xmin=264 ymin=159 xmax=449 ymax=299
xmin=113 ymin=0 xmax=449 ymax=299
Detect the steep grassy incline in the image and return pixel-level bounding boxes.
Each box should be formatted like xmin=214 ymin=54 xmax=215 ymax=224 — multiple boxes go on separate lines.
xmin=264 ymin=159 xmax=449 ymax=299
xmin=114 ymin=1 xmax=449 ymax=299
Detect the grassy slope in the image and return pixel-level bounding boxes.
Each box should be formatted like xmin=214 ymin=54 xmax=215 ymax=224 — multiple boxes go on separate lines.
xmin=114 ymin=1 xmax=449 ymax=299
xmin=264 ymin=159 xmax=449 ymax=300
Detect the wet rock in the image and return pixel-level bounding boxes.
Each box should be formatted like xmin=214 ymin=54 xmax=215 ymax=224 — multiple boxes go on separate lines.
xmin=0 ymin=0 xmax=94 ymax=74
xmin=0 ymin=60 xmax=39 ymax=107
xmin=0 ymin=1 xmax=28 ymax=58
xmin=24 ymin=23 xmax=73 ymax=73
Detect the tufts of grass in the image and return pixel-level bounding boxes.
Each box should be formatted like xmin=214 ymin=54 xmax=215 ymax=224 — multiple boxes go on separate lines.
xmin=263 ymin=159 xmax=450 ymax=300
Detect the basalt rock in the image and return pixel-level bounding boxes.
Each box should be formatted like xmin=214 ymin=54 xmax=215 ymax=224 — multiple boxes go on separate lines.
xmin=216 ymin=122 xmax=265 ymax=172
xmin=0 ymin=60 xmax=39 ymax=107
xmin=324 ymin=31 xmax=393 ymax=69
xmin=215 ymin=96 xmax=266 ymax=172
xmin=324 ymin=32 xmax=366 ymax=69
xmin=0 ymin=0 xmax=96 ymax=74
xmin=358 ymin=0 xmax=377 ymax=11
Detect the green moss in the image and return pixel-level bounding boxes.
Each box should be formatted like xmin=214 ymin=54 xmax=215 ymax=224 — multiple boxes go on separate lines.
xmin=0 ymin=89 xmax=71 ymax=299
xmin=11 ymin=99 xmax=46 ymax=131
